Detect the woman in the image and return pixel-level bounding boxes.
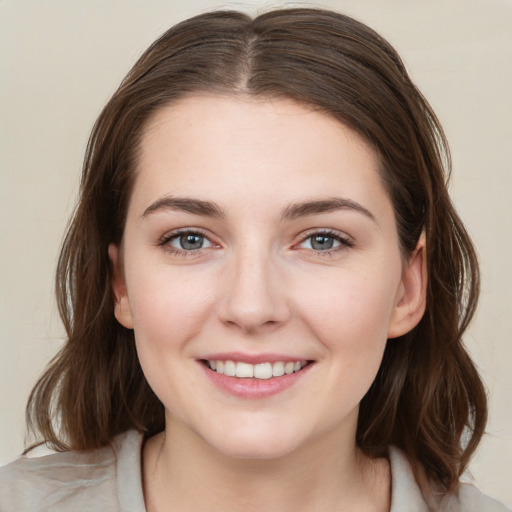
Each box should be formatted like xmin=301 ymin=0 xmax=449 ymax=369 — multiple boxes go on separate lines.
xmin=0 ymin=8 xmax=508 ymax=512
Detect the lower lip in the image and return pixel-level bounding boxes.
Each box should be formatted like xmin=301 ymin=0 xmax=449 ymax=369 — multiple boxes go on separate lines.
xmin=199 ymin=362 xmax=313 ymax=399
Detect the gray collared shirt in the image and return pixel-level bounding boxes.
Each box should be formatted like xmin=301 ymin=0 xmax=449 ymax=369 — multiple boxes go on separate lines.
xmin=0 ymin=430 xmax=509 ymax=511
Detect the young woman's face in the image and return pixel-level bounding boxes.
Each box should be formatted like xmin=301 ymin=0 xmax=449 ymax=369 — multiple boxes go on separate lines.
xmin=111 ymin=95 xmax=424 ymax=459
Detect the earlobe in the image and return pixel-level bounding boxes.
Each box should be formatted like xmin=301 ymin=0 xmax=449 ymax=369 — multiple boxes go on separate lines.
xmin=387 ymin=234 xmax=427 ymax=339
xmin=108 ymin=243 xmax=134 ymax=329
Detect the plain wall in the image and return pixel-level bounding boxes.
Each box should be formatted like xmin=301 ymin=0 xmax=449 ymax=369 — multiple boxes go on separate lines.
xmin=1 ymin=0 xmax=511 ymax=506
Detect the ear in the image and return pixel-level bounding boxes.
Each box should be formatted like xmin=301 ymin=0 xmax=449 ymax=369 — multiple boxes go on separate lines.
xmin=108 ymin=243 xmax=134 ymax=329
xmin=387 ymin=233 xmax=427 ymax=339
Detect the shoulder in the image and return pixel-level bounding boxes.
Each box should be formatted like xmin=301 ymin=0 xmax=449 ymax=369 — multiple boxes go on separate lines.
xmin=441 ymin=482 xmax=511 ymax=512
xmin=388 ymin=446 xmax=510 ymax=512
xmin=0 ymin=443 xmax=117 ymax=511
xmin=0 ymin=430 xmax=145 ymax=512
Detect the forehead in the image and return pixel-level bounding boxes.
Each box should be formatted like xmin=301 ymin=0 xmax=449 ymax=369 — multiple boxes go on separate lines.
xmin=140 ymin=94 xmax=378 ymax=166
xmin=131 ymin=95 xmax=390 ymax=219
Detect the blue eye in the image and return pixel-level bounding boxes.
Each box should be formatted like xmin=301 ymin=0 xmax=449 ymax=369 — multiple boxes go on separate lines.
xmin=309 ymin=235 xmax=338 ymax=250
xmin=167 ymin=232 xmax=214 ymax=251
xmin=298 ymin=232 xmax=352 ymax=252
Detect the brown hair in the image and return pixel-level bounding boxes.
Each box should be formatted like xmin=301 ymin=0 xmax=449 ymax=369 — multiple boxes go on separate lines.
xmin=26 ymin=8 xmax=487 ymax=495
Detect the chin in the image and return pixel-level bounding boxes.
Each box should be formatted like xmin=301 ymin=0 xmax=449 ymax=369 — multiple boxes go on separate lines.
xmin=215 ymin=440 xmax=300 ymax=461
xmin=202 ymin=424 xmax=305 ymax=461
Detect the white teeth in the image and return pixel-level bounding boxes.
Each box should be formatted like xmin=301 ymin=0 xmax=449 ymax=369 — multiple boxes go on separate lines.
xmin=208 ymin=359 xmax=307 ymax=379
xmin=235 ymin=361 xmax=254 ymax=378
xmin=272 ymin=361 xmax=285 ymax=377
xmin=254 ymin=363 xmax=273 ymax=379
xmin=223 ymin=360 xmax=236 ymax=377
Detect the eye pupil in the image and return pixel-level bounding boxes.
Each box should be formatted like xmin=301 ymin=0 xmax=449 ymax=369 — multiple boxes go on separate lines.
xmin=311 ymin=235 xmax=334 ymax=250
xmin=180 ymin=234 xmax=203 ymax=250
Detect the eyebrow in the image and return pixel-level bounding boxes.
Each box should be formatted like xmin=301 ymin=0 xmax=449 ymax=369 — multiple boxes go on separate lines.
xmin=281 ymin=198 xmax=376 ymax=222
xmin=142 ymin=196 xmax=225 ymax=218
xmin=141 ymin=195 xmax=375 ymax=222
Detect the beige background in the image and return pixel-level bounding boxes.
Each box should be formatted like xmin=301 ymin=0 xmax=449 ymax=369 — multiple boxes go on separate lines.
xmin=1 ymin=0 xmax=511 ymax=506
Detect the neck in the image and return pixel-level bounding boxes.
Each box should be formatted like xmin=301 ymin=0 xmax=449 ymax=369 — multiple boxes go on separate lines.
xmin=142 ymin=418 xmax=390 ymax=512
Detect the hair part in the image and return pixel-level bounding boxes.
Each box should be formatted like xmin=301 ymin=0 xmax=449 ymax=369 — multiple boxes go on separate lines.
xmin=25 ymin=8 xmax=486 ymax=495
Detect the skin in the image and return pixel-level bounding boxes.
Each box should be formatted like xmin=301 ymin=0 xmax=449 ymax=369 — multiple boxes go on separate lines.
xmin=109 ymin=95 xmax=426 ymax=512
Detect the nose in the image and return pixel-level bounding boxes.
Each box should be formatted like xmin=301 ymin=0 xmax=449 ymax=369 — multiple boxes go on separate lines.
xmin=216 ymin=244 xmax=291 ymax=333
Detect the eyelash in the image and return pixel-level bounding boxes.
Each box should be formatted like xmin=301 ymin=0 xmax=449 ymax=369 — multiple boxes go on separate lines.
xmin=157 ymin=228 xmax=216 ymax=258
xmin=157 ymin=228 xmax=354 ymax=258
xmin=295 ymin=229 xmax=354 ymax=257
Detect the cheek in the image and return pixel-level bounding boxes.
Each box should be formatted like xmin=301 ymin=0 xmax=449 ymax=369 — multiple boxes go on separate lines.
xmin=295 ymin=268 xmax=399 ymax=345
xmin=292 ymin=257 xmax=401 ymax=387
xmin=293 ymin=267 xmax=400 ymax=416
xmin=126 ymin=265 xmax=216 ymax=350
xmin=125 ymin=266 xmax=218 ymax=415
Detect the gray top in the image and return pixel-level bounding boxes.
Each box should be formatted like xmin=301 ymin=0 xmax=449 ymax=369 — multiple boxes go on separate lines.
xmin=0 ymin=430 xmax=509 ymax=511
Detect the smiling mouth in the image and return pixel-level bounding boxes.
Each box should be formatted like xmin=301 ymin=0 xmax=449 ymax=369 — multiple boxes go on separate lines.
xmin=202 ymin=360 xmax=310 ymax=379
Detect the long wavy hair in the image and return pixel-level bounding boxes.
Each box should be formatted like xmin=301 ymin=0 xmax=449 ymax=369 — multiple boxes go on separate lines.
xmin=25 ymin=8 xmax=486 ymax=495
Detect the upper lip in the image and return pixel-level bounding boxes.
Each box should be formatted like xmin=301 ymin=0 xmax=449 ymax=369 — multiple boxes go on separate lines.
xmin=199 ymin=352 xmax=310 ymax=364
